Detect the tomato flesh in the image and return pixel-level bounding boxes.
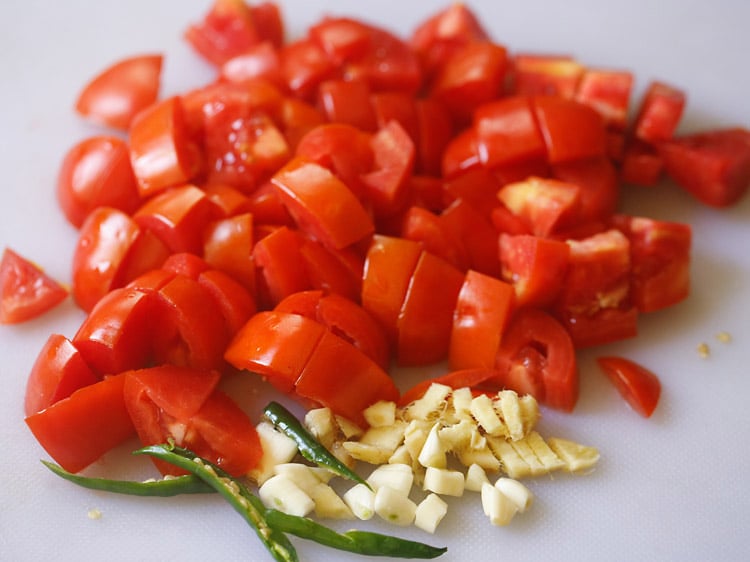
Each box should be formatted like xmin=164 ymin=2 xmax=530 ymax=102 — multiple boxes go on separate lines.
xmin=0 ymin=248 xmax=68 ymax=324
xmin=597 ymin=356 xmax=661 ymax=417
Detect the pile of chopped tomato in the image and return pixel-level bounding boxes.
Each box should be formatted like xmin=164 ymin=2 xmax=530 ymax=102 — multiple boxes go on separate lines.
xmin=14 ymin=1 xmax=750 ymax=474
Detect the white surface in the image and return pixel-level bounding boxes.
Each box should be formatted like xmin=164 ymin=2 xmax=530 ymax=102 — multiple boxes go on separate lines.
xmin=1 ymin=1 xmax=749 ymax=561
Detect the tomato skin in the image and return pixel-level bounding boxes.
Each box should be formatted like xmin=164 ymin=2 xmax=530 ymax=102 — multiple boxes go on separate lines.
xmin=511 ymin=54 xmax=584 ymax=98
xmin=633 ymin=81 xmax=685 ymax=143
xmin=552 ymin=156 xmax=619 ymax=224
xmin=275 ymin=290 xmax=390 ymax=370
xmin=498 ymin=233 xmax=570 ymax=308
xmin=597 ymin=356 xmax=661 ymax=417
xmin=317 ymin=78 xmax=376 ymax=131
xmin=401 ymin=206 xmax=468 ymax=271
xmin=184 ymin=0 xmax=260 ymax=66
xmin=574 ymin=68 xmax=633 ymax=131
xmin=252 ymin=225 xmax=311 ymax=307
xmin=203 ymin=213 xmax=256 ymax=293
xmin=224 ymin=310 xmax=327 ymax=393
xmin=449 ymin=270 xmax=515 ymax=371
xmin=295 ymin=329 xmax=398 ymax=427
xmin=533 ymin=95 xmax=607 ymax=164
xmin=361 ymin=235 xmax=423 ymax=344
xmin=659 ymin=128 xmax=750 ymax=207
xmin=474 ymin=96 xmax=547 ymax=169
xmin=24 ymin=334 xmax=99 ymax=417
xmin=129 ymin=96 xmax=200 ymax=197
xmin=271 ymin=157 xmax=375 ymax=249
xmin=25 ymin=375 xmax=135 ymax=473
xmin=431 ymin=41 xmax=508 ymax=124
xmin=440 ymin=198 xmax=502 ymax=277
xmin=396 ymin=250 xmax=465 ymax=366
xmin=75 ymin=54 xmax=162 ymax=131
xmin=57 ymin=136 xmax=141 ymax=228
xmin=72 ymin=207 xmax=169 ymax=312
xmin=72 ymin=286 xmax=160 ymax=376
xmin=0 ymin=248 xmax=68 ymax=324
xmin=298 ymin=236 xmax=362 ymax=302
xmin=134 ymin=184 xmax=222 ymax=254
xmin=495 ymin=308 xmax=578 ymax=412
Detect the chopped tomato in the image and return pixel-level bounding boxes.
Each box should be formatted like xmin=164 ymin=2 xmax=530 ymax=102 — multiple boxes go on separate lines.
xmin=128 ymin=96 xmax=200 ymax=197
xmin=497 ymin=176 xmax=581 ymax=237
xmin=317 ymin=78 xmax=376 ymax=131
xmin=597 ymin=356 xmax=661 ymax=417
xmin=56 ymin=136 xmax=141 ymax=228
xmin=24 ymin=334 xmax=99 ymax=417
xmin=252 ymin=225 xmax=311 ymax=307
xmin=25 ymin=375 xmax=135 ymax=473
xmin=72 ymin=207 xmax=169 ymax=312
xmin=0 ymin=248 xmax=68 ymax=324
xmin=184 ymin=0 xmax=261 ymax=66
xmin=450 ymin=270 xmax=515 ymax=371
xmin=271 ymin=157 xmax=374 ymax=249
xmin=124 ymin=365 xmax=261 ymax=476
xmin=533 ymin=95 xmax=607 ymax=163
xmin=633 ymin=81 xmax=686 ymax=143
xmin=511 ymin=54 xmax=584 ymax=98
xmin=202 ymin=213 xmax=256 ymax=293
xmin=574 ymin=68 xmax=633 ymax=131
xmin=495 ymin=308 xmax=578 ymax=411
xmin=659 ymin=127 xmax=750 ymax=207
xmin=75 ymin=54 xmax=162 ymax=131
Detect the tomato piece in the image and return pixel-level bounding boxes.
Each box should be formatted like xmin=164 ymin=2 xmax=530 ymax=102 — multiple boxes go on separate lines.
xmin=295 ymin=329 xmax=398 ymax=427
xmin=225 ymin=310 xmax=327 ymax=393
xmin=552 ymin=155 xmax=619 ymax=223
xmin=134 ymin=184 xmax=222 ymax=254
xmin=612 ymin=215 xmax=692 ymax=313
xmin=244 ymin=180 xmax=294 ymax=225
xmin=73 ymin=286 xmax=161 ymax=376
xmin=620 ymin=140 xmax=664 ymax=187
xmin=344 ymin=24 xmax=422 ymax=94
xmin=633 ymin=81 xmax=686 ymax=143
xmin=72 ymin=207 xmax=169 ymax=312
xmin=396 ymin=250 xmax=465 ymax=366
xmin=298 ymin=236 xmax=361 ymax=302
xmin=490 ymin=204 xmax=533 ymax=236
xmin=184 ymin=0 xmax=261 ymax=66
xmin=0 ymin=248 xmax=67 ymax=324
xmin=659 ymin=127 xmax=750 ymax=207
xmin=511 ymin=54 xmax=584 ymax=98
xmin=24 ymin=334 xmax=99 ymax=417
xmin=414 ymin=98 xmax=454 ymax=176
xmin=25 ymin=375 xmax=135 ymax=473
xmin=57 ymin=136 xmax=141 ymax=228
xmin=399 ymin=368 xmax=502 ymax=407
xmin=497 ymin=176 xmax=581 ymax=237
xmin=280 ymin=38 xmax=337 ymax=101
xmin=250 ymin=2 xmax=284 ymax=48
xmin=220 ymin=42 xmax=285 ymax=87
xmin=295 ymin=123 xmax=374 ymax=199
xmin=124 ymin=366 xmax=260 ymax=476
xmin=75 ymin=54 xmax=162 ymax=131
xmin=498 ymin=233 xmax=570 ymax=308
xmin=443 ymin=168 xmax=501 ymax=218
xmin=361 ymin=235 xmax=423 ymax=343
xmin=360 ymin=120 xmax=416 ymax=217
xmin=557 ymin=229 xmax=631 ymax=315
xmin=203 ymin=183 xmax=251 ymax=216
xmin=441 ymin=127 xmax=482 ymax=179
xmin=203 ymin=105 xmax=290 ymax=191
xmin=308 ymin=17 xmax=373 ymax=64
xmin=152 ymin=274 xmax=230 ymax=371
xmin=431 ymin=41 xmax=509 ymax=124
xmin=574 ymin=68 xmax=633 ymax=131
xmin=271 ymin=157 xmax=375 ymax=249
xmin=597 ymin=356 xmax=661 ymax=417
xmin=410 ymin=3 xmax=489 ymax=79
xmin=197 ymin=268 xmax=257 ymax=335
xmin=440 ymin=198 xmax=502 ymax=277
xmin=203 ymin=213 xmax=256 ymax=293
xmin=558 ymin=306 xmax=638 ymax=348
xmin=370 ymin=92 xmax=418 ymax=140
xmin=317 ymin=78 xmax=376 ymax=131
xmin=276 ymin=290 xmax=390 ymax=370
xmin=400 ymin=206 xmax=468 ymax=270
xmin=450 ymin=270 xmax=515 ymax=371
xmin=474 ymin=96 xmax=547 ymax=169
xmin=533 ymin=95 xmax=607 ymax=164
xmin=252 ymin=225 xmax=310 ymax=307
xmin=129 ymin=96 xmax=200 ymax=197
xmin=495 ymin=308 xmax=578 ymax=411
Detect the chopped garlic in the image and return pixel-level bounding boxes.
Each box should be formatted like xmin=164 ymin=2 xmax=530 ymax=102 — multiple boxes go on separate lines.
xmin=547 ymin=437 xmax=600 ymax=473
xmin=343 ymin=483 xmax=376 ymax=520
xmin=259 ymin=474 xmax=314 ymax=517
xmin=465 ymin=463 xmax=490 ymax=492
xmin=417 ymin=423 xmax=447 ymax=469
xmin=481 ymin=482 xmax=517 ymax=526
xmin=374 ymin=486 xmax=417 ymax=526
xmin=310 ymin=483 xmax=354 ymax=519
xmin=423 ymin=467 xmax=464 ymax=497
xmin=363 ymin=400 xmax=397 ymax=427
xmin=415 ymin=493 xmax=448 ymax=534
xmin=249 ymin=421 xmax=299 ymax=485
xmin=367 ymin=463 xmax=414 ymax=495
xmin=495 ymin=478 xmax=533 ymax=513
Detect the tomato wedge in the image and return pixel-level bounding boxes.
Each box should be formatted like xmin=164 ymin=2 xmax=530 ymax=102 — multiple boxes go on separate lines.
xmin=597 ymin=356 xmax=661 ymax=418
xmin=75 ymin=54 xmax=162 ymax=131
xmin=0 ymin=248 xmax=68 ymax=324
